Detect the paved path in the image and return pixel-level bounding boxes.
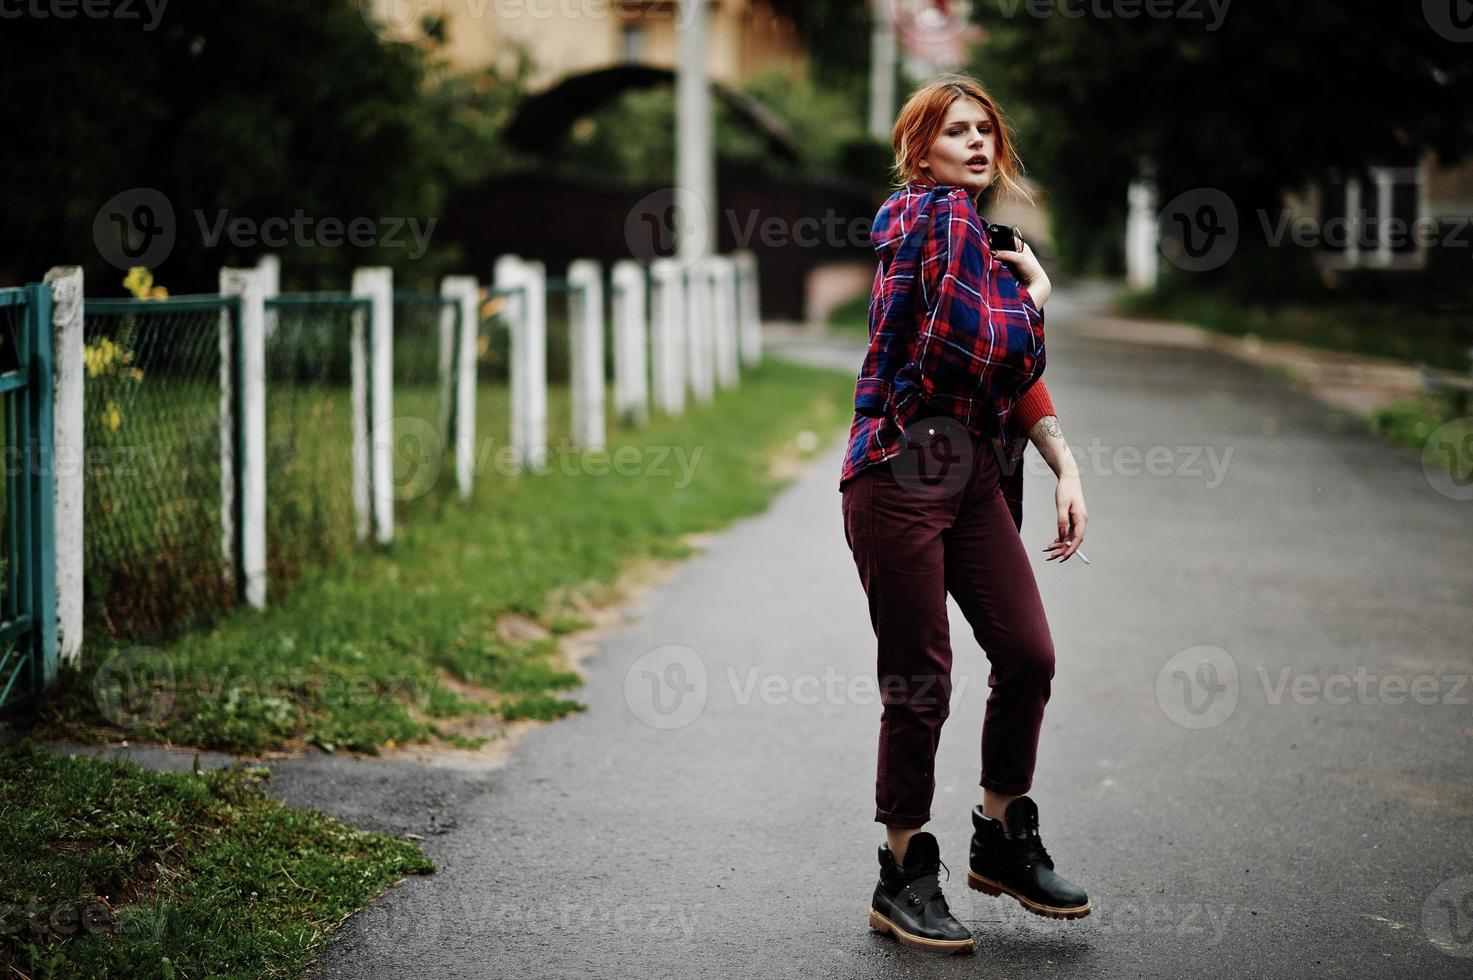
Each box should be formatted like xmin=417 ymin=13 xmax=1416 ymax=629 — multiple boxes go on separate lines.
xmin=64 ymin=281 xmax=1473 ymax=977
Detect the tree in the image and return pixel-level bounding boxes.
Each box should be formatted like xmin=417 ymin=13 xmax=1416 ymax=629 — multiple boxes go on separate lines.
xmin=971 ymin=2 xmax=1473 ymax=275
xmin=0 ymin=0 xmax=530 ymax=291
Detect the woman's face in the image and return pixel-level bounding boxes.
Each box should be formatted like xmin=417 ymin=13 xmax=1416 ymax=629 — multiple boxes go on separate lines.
xmin=917 ymin=97 xmax=996 ymax=196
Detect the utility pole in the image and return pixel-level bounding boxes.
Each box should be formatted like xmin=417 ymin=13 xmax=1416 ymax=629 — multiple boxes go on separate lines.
xmin=869 ymin=0 xmax=898 ymax=140
xmin=676 ymin=0 xmax=714 ymax=265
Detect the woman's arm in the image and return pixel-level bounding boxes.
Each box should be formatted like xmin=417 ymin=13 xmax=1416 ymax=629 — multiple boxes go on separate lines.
xmin=1028 ymin=413 xmax=1086 ymax=562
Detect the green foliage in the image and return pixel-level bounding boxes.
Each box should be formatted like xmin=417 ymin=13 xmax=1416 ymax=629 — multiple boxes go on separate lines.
xmin=1 ymin=0 xmax=535 ymax=290
xmin=972 ymin=3 xmax=1473 ymax=274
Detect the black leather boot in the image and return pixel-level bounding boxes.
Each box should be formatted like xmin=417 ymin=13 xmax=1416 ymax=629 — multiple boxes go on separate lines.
xmin=968 ymin=797 xmax=1091 ymax=919
xmin=867 ymin=831 xmax=974 ymax=953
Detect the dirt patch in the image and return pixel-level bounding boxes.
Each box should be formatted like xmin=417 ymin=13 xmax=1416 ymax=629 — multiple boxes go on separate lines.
xmin=370 ymin=534 xmax=702 ymax=771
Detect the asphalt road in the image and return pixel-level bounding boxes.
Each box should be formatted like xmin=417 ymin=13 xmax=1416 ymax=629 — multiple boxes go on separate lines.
xmin=69 ymin=281 xmax=1473 ymax=977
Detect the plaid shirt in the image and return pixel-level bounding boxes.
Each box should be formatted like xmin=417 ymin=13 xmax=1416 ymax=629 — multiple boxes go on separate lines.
xmin=839 ymin=181 xmax=1050 ymax=525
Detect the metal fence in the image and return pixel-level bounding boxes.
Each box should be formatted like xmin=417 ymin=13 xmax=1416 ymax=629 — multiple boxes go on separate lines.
xmin=0 ymin=284 xmax=58 ymax=711
xmin=82 ymin=295 xmax=240 ymax=643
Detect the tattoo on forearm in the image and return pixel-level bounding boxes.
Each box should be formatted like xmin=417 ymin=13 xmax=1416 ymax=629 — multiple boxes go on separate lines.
xmin=1037 ymin=415 xmax=1063 ymax=440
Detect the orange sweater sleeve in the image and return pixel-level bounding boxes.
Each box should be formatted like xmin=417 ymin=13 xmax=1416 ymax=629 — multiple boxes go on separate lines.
xmin=1010 ymin=379 xmax=1056 ymax=434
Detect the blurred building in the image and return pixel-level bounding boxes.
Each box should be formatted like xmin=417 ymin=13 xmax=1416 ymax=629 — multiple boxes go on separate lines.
xmin=367 ymin=0 xmax=807 ymax=86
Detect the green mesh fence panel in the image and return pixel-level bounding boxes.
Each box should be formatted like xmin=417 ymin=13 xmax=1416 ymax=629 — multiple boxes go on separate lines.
xmin=391 ymin=294 xmax=457 ymax=519
xmin=82 ymin=297 xmax=236 ymax=643
xmin=263 ymin=296 xmax=365 ymax=589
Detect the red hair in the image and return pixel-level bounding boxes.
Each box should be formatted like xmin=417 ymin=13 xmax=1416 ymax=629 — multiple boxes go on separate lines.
xmin=889 ymin=74 xmax=1034 ymax=206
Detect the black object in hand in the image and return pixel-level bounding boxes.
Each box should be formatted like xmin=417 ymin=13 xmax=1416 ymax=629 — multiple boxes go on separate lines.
xmin=986 ymin=222 xmax=1023 ymax=253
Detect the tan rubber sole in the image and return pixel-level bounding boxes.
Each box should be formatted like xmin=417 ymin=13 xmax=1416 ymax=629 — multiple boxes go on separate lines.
xmin=867 ymin=908 xmax=975 ymax=953
xmin=966 ymin=868 xmax=1093 ymax=920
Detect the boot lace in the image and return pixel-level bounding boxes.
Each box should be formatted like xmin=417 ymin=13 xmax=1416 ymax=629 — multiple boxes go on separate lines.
xmin=1013 ymin=830 xmax=1053 ymax=869
xmin=904 ymin=858 xmax=952 ymax=912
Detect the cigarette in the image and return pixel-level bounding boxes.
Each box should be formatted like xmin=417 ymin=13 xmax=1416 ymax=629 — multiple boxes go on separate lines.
xmin=1077 ymin=551 xmax=1091 ymax=564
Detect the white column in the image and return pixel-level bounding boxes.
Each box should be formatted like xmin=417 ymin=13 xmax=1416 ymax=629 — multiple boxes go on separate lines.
xmin=1372 ymin=166 xmax=1395 ymax=268
xmin=523 ymin=260 xmax=548 ymax=470
xmin=435 ymin=281 xmax=457 ymax=453
xmin=1126 ymin=175 xmax=1160 ymax=290
xmin=869 ymin=0 xmax=897 ymax=140
xmin=649 ymin=258 xmax=687 ymax=416
xmin=610 ymin=260 xmax=650 ymax=427
xmin=495 ymin=255 xmax=548 ymax=472
xmin=685 ymin=259 xmax=715 ymax=404
xmin=710 ymin=255 xmax=739 ymax=388
xmin=733 ymin=249 xmax=762 ymax=367
xmin=568 ymin=259 xmax=606 ymax=450
xmin=1344 ymin=176 xmax=1362 ymax=267
xmin=257 ymin=253 xmax=281 ymax=343
xmin=353 ymin=266 xmax=394 ymax=543
xmin=220 ymin=267 xmax=268 ymax=607
xmin=676 ymin=0 xmax=713 ymax=266
xmin=441 ymin=276 xmax=480 ymax=501
xmin=44 ymin=266 xmax=83 ymax=667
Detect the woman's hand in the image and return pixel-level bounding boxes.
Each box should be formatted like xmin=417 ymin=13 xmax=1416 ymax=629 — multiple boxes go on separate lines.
xmin=1043 ymin=470 xmax=1087 ymax=562
xmin=994 ymin=240 xmax=1051 ymax=309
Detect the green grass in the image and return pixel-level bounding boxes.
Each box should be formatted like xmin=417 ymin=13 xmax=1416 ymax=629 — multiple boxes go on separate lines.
xmin=826 ymin=293 xmax=871 ymax=336
xmin=1114 ymin=285 xmax=1473 ymax=373
xmin=1369 ymin=390 xmax=1473 ymax=463
xmin=0 ymin=740 xmax=433 ymax=979
xmin=32 ymin=355 xmax=855 ymax=755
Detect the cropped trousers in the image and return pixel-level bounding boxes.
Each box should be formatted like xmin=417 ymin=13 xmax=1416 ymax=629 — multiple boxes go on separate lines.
xmin=841 ymin=422 xmax=1055 ymax=829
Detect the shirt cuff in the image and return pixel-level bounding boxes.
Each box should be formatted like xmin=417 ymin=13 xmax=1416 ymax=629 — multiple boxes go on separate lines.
xmin=853 ymin=377 xmax=892 ymax=417
xmin=1010 ymin=380 xmax=1056 ymax=434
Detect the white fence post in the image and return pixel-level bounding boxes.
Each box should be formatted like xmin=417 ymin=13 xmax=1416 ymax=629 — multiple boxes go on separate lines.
xmin=1125 ymin=163 xmax=1160 ymax=291
xmin=220 ymin=267 xmax=268 ymax=608
xmin=710 ymin=254 xmax=739 ymax=389
xmin=568 ymin=259 xmax=606 ymax=450
xmin=649 ymin=258 xmax=686 ymax=417
xmin=441 ymin=275 xmax=480 ymax=501
xmin=44 ymin=266 xmax=83 ymax=667
xmin=610 ymin=259 xmax=650 ymax=427
xmin=349 ymin=293 xmax=370 ymax=542
xmin=257 ymin=253 xmax=281 ymax=343
xmin=495 ymin=255 xmax=548 ymax=472
xmin=734 ymin=249 xmax=762 ymax=367
xmin=353 ymin=267 xmax=394 ymax=543
xmin=685 ymin=258 xmax=715 ymax=405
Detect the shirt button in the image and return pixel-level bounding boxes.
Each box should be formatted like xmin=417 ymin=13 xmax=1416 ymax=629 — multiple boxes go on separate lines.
xmin=927 ymin=428 xmax=935 ymax=435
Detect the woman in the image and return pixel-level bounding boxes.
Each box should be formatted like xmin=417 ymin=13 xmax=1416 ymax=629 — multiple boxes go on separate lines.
xmin=840 ymin=75 xmax=1091 ymax=954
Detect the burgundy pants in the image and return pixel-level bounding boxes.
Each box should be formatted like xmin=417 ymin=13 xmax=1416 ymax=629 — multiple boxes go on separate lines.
xmin=841 ymin=423 xmax=1055 ymax=829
